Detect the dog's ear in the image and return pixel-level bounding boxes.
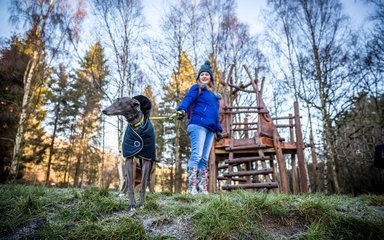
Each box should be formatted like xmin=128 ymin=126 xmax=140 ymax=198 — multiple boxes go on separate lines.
xmin=131 ymin=98 xmax=141 ymax=111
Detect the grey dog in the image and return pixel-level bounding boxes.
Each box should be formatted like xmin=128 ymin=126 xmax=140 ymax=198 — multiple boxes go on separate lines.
xmin=102 ymin=95 xmax=156 ymax=211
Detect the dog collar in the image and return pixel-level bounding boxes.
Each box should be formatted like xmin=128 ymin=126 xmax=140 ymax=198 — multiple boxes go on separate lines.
xmin=131 ymin=115 xmax=144 ymax=128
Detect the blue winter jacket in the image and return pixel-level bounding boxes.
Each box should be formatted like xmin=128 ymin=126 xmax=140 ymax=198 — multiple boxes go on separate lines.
xmin=178 ymin=84 xmax=222 ymax=133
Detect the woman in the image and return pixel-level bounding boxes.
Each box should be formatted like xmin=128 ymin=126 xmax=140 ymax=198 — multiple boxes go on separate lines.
xmin=175 ymin=60 xmax=222 ymax=195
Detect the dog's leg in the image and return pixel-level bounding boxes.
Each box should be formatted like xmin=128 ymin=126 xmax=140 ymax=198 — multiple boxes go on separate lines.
xmin=148 ymin=161 xmax=155 ymax=193
xmin=138 ymin=160 xmax=151 ymax=208
xmin=119 ymin=164 xmax=129 ymax=198
xmin=118 ymin=178 xmax=127 ymax=198
xmin=125 ymin=157 xmax=136 ymax=211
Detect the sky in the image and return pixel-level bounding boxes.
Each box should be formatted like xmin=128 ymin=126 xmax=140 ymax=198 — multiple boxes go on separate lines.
xmin=139 ymin=0 xmax=373 ymax=35
xmin=0 ymin=0 xmax=374 ymax=40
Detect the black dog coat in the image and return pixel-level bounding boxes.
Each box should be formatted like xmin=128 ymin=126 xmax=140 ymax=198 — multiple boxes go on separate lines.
xmin=122 ymin=95 xmax=156 ymax=161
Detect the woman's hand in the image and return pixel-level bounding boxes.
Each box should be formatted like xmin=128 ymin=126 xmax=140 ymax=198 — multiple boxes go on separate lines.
xmin=215 ymin=131 xmax=223 ymax=141
xmin=170 ymin=110 xmax=185 ymax=120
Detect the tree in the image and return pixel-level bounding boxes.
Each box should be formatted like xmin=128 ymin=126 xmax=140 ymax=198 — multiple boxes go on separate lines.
xmin=333 ymin=93 xmax=384 ymax=194
xmin=44 ymin=63 xmax=72 ymax=184
xmin=0 ymin=37 xmax=29 ymax=182
xmin=91 ymin=0 xmax=146 ymax=189
xmin=162 ymin=51 xmax=196 ymax=192
xmin=7 ymin=0 xmax=86 ymax=181
xmin=200 ymin=0 xmax=236 ymax=63
xmin=266 ymin=0 xmax=361 ymax=193
xmin=364 ymin=0 xmax=384 ymax=99
xmin=70 ymin=42 xmax=108 ymax=187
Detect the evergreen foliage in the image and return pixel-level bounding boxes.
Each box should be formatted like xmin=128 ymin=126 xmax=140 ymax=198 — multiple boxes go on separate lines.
xmin=0 ymin=37 xmax=29 ymax=182
xmin=160 ymin=51 xmax=196 ymax=192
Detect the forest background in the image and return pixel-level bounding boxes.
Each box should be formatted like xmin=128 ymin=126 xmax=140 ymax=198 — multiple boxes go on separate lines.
xmin=0 ymin=0 xmax=383 ymax=195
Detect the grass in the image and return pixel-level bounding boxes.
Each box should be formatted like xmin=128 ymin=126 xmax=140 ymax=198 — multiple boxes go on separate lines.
xmin=0 ymin=184 xmax=383 ymax=240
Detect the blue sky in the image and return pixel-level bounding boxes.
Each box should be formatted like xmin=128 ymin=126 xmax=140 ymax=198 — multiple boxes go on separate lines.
xmin=0 ymin=0 xmax=374 ymax=41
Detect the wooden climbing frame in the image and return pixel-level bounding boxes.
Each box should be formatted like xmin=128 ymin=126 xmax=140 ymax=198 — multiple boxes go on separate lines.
xmin=208 ymin=64 xmax=309 ymax=194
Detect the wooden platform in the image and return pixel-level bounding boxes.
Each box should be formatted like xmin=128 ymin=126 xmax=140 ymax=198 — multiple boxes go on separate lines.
xmin=208 ymin=64 xmax=309 ymax=194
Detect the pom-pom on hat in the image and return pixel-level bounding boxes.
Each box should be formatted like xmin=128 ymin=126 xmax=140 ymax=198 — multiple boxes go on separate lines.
xmin=197 ymin=60 xmax=215 ymax=84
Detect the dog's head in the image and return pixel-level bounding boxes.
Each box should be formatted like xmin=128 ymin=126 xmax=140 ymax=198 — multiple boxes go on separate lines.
xmin=102 ymin=97 xmax=141 ymax=122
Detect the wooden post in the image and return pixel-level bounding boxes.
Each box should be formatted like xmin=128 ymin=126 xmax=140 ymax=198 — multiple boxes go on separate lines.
xmin=208 ymin=143 xmax=217 ymax=193
xmin=294 ymin=101 xmax=309 ymax=193
xmin=273 ymin=128 xmax=289 ymax=193
xmin=289 ymin=114 xmax=299 ymax=194
xmin=291 ymin=154 xmax=299 ymax=194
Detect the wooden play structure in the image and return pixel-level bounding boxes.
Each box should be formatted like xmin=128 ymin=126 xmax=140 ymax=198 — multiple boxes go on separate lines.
xmin=208 ymin=65 xmax=309 ymax=194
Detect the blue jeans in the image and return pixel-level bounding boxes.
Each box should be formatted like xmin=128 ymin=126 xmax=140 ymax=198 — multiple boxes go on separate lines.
xmin=187 ymin=124 xmax=214 ymax=170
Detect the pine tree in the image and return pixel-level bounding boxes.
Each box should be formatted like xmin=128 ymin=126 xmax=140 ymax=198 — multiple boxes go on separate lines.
xmin=162 ymin=51 xmax=196 ymax=192
xmin=70 ymin=42 xmax=108 ymax=187
xmin=44 ymin=63 xmax=72 ymax=184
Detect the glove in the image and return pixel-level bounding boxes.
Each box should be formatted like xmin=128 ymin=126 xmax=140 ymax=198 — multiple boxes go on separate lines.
xmin=170 ymin=110 xmax=185 ymax=120
xmin=215 ymin=131 xmax=223 ymax=142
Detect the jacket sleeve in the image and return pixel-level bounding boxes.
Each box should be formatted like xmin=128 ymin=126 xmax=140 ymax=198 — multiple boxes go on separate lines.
xmin=177 ymin=84 xmax=199 ymax=112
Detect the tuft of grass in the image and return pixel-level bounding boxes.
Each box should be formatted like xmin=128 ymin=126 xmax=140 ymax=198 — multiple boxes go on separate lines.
xmin=192 ymin=191 xmax=269 ymax=239
xmin=304 ymin=220 xmax=327 ymax=240
xmin=166 ymin=201 xmax=196 ymax=217
xmin=359 ymin=194 xmax=384 ymax=206
xmin=142 ymin=196 xmax=162 ymax=212
xmin=39 ymin=216 xmax=147 ymax=240
xmin=0 ymin=184 xmax=74 ymax=235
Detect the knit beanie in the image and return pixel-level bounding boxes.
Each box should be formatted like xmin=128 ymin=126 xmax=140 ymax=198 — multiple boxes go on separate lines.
xmin=197 ymin=60 xmax=215 ymax=85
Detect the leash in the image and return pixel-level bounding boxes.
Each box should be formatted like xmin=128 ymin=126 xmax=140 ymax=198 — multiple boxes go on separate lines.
xmin=150 ymin=113 xmax=182 ymax=121
xmin=149 ymin=116 xmax=173 ymax=120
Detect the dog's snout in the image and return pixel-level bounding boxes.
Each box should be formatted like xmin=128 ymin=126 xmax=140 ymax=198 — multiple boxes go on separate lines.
xmin=102 ymin=109 xmax=108 ymax=114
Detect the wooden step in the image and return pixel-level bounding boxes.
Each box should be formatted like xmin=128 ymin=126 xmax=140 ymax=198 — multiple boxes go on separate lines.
xmin=217 ymin=176 xmax=227 ymax=181
xmin=224 ymin=156 xmax=271 ymax=165
xmin=223 ymin=168 xmax=273 ymax=177
xmin=217 ymin=176 xmax=247 ymax=182
xmin=218 ymin=165 xmax=228 ymax=170
xmin=221 ymin=182 xmax=279 ymax=190
xmin=225 ymin=144 xmax=267 ymax=151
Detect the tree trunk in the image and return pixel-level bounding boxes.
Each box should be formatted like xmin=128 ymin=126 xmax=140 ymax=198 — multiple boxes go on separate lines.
xmin=309 ymin=129 xmax=320 ymax=191
xmin=74 ymin=124 xmax=86 ymax=187
xmin=175 ymin=121 xmax=182 ymax=193
xmin=117 ymin=117 xmax=125 ymax=191
xmin=99 ymin=119 xmax=106 ymax=188
xmin=45 ymin=103 xmax=60 ymax=184
xmin=310 ymin=22 xmax=340 ymax=194
xmin=326 ymin=122 xmax=340 ymax=194
xmin=8 ymin=49 xmax=39 ymax=182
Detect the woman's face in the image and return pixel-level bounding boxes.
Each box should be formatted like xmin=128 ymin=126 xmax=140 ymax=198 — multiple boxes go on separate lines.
xmin=199 ymin=72 xmax=211 ymax=84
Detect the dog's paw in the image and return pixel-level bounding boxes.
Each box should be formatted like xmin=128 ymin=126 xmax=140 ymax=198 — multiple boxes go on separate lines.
xmin=118 ymin=193 xmax=125 ymax=198
xmin=128 ymin=205 xmax=136 ymax=211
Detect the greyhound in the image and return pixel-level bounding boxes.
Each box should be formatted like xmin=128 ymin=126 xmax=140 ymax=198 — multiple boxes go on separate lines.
xmin=102 ymin=95 xmax=156 ymax=211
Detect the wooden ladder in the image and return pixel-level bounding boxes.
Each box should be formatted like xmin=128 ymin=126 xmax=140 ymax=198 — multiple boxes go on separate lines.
xmin=219 ymin=65 xmax=279 ymax=191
